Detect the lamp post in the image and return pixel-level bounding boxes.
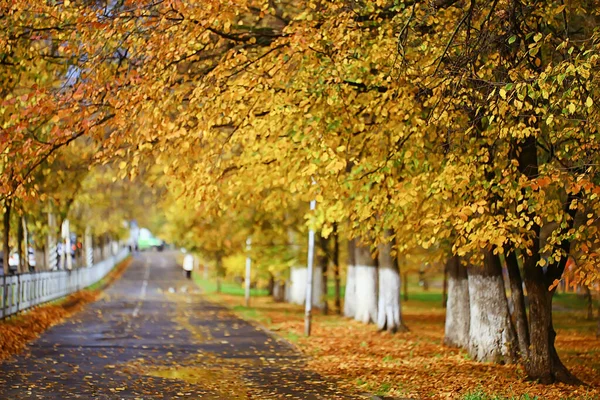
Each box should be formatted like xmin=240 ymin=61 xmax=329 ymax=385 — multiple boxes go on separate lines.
xmin=245 ymin=237 xmax=252 ymax=307
xmin=304 ymin=198 xmax=317 ymax=336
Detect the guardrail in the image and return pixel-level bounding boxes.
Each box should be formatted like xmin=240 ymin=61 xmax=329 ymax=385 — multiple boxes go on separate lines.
xmin=1 ymin=247 xmax=130 ymax=319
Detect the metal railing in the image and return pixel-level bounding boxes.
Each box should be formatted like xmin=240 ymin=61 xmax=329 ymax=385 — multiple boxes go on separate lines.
xmin=1 ymin=247 xmax=130 ymax=319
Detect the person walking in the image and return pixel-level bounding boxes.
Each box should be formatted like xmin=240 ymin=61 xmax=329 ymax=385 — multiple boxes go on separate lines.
xmin=183 ymin=254 xmax=194 ymax=279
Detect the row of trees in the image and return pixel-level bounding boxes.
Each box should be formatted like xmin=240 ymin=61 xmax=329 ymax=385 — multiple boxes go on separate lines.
xmin=4 ymin=0 xmax=599 ymax=386
xmin=1 ymin=0 xmax=169 ymax=272
xmin=151 ymin=0 xmax=600 ymax=385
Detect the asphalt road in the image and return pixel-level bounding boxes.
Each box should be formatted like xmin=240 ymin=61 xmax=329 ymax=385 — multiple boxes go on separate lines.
xmin=0 ymin=252 xmax=355 ymax=399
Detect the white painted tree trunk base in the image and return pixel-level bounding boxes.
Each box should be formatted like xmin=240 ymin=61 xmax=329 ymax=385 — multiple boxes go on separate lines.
xmin=444 ymin=276 xmax=470 ymax=348
xmin=354 ymin=265 xmax=378 ymax=324
xmin=344 ymin=264 xmax=357 ymax=318
xmin=377 ymin=265 xmax=405 ymax=332
xmin=288 ymin=267 xmax=306 ymax=305
xmin=286 ymin=266 xmax=324 ymax=308
xmin=468 ymin=274 xmax=516 ymax=363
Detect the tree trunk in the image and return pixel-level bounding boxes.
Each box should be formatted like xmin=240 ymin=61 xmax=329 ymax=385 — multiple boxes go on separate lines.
xmin=3 ymin=199 xmax=11 ymax=275
xmin=267 ymin=273 xmax=275 ymax=296
xmin=517 ymin=135 xmax=581 ymax=384
xmin=344 ymin=239 xmax=357 ymax=318
xmin=17 ymin=213 xmax=24 ymax=274
xmin=273 ymin=278 xmax=286 ymax=302
xmin=332 ymin=223 xmax=341 ymax=315
xmin=444 ymin=255 xmax=470 ymax=349
xmin=597 ymin=303 xmax=600 ymax=339
xmin=354 ymin=240 xmax=378 ymax=324
xmin=318 ymin=234 xmax=330 ymax=315
xmin=288 ymin=266 xmax=306 ymax=304
xmin=505 ymin=250 xmax=530 ymax=359
xmin=420 ymin=270 xmax=429 ymax=291
xmin=216 ymin=252 xmax=223 ymax=293
xmin=467 ymin=250 xmax=517 ymax=364
xmin=311 ymin=264 xmax=325 ymax=309
xmin=442 ymin=261 xmax=448 ymax=308
xmin=98 ymin=235 xmax=105 ymax=262
xmin=524 ymin=269 xmax=580 ymax=384
xmin=42 ymin=245 xmax=47 ymax=271
xmin=403 ymin=271 xmax=408 ymax=301
xmin=377 ymin=229 xmax=407 ymax=333
xmin=585 ymin=286 xmax=593 ymax=320
xmin=22 ymin=216 xmax=29 ymax=272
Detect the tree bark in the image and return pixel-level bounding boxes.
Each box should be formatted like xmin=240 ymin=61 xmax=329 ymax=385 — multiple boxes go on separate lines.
xmin=332 ymin=223 xmax=341 ymax=315
xmin=3 ymin=199 xmax=11 ymax=275
xmin=354 ymin=240 xmax=378 ymax=324
xmin=597 ymin=304 xmax=600 ymax=339
xmin=585 ymin=286 xmax=593 ymax=320
xmin=517 ymin=135 xmax=581 ymax=384
xmin=442 ymin=261 xmax=448 ymax=308
xmin=17 ymin=213 xmax=24 ymax=274
xmin=273 ymin=277 xmax=286 ymax=302
xmin=216 ymin=252 xmax=223 ymax=293
xmin=524 ymin=266 xmax=580 ymax=383
xmin=403 ymin=271 xmax=408 ymax=301
xmin=267 ymin=273 xmax=275 ymax=296
xmin=467 ymin=250 xmax=517 ymax=364
xmin=22 ymin=216 xmax=29 ymax=272
xmin=344 ymin=239 xmax=357 ymax=318
xmin=444 ymin=255 xmax=470 ymax=349
xmin=318 ymin=234 xmax=330 ymax=315
xmin=377 ymin=229 xmax=407 ymax=333
xmin=505 ymin=250 xmax=530 ymax=359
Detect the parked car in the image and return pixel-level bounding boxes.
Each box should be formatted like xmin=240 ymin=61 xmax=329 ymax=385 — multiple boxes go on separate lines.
xmin=137 ymin=228 xmax=165 ymax=251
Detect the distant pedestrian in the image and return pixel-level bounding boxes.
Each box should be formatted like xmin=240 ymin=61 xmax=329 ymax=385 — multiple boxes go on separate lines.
xmin=183 ymin=254 xmax=194 ymax=279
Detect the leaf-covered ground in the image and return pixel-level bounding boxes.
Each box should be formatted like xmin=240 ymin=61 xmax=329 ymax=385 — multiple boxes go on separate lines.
xmin=0 ymin=258 xmax=131 ymax=363
xmin=210 ymin=292 xmax=600 ymax=399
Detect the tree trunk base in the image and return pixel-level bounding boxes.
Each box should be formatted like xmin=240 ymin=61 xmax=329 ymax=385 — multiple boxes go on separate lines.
xmin=379 ymin=323 xmax=409 ymax=334
xmin=526 ymin=329 xmax=585 ymax=385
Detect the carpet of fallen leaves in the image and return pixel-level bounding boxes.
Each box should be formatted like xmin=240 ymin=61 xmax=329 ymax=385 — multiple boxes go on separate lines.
xmin=0 ymin=258 xmax=131 ymax=363
xmin=214 ymin=293 xmax=600 ymax=399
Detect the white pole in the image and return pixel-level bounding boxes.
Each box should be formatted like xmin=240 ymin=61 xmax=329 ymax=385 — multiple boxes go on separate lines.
xmin=304 ymin=198 xmax=317 ymax=336
xmin=245 ymin=237 xmax=252 ymax=307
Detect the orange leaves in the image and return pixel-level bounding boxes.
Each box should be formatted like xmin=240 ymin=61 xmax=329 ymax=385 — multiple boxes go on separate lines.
xmin=214 ymin=291 xmax=600 ymax=399
xmin=529 ymin=176 xmax=552 ymax=191
xmin=0 ymin=258 xmax=130 ymax=363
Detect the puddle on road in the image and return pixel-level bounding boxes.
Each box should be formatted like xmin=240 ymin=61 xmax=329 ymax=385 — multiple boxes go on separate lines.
xmin=144 ymin=366 xmax=247 ymax=399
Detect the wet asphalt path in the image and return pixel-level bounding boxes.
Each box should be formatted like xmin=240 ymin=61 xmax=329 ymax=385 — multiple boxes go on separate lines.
xmin=0 ymin=252 xmax=355 ymax=399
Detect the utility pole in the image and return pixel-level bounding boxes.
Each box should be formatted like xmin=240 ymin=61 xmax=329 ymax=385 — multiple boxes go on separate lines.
xmin=244 ymin=237 xmax=252 ymax=307
xmin=304 ymin=198 xmax=317 ymax=336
